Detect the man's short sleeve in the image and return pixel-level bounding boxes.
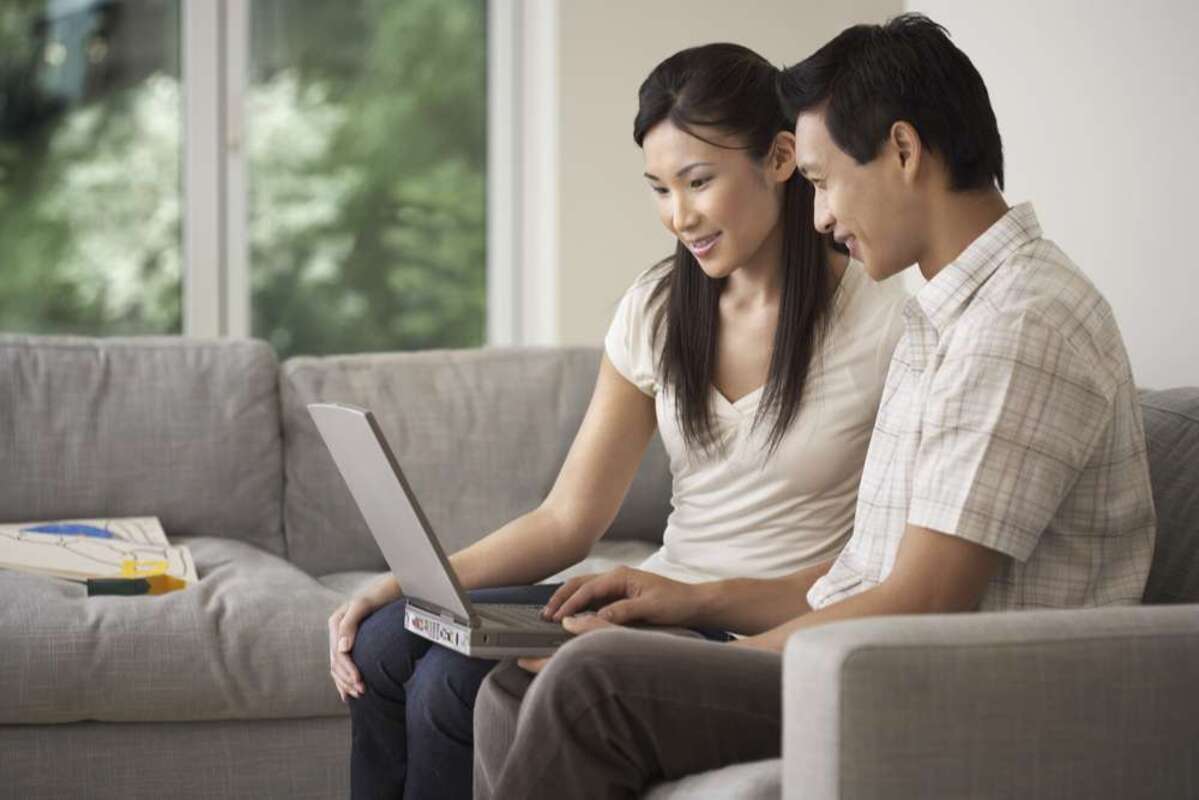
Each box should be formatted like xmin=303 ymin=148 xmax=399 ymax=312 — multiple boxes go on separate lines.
xmin=603 ymin=278 xmax=660 ymax=397
xmin=907 ymin=312 xmax=1117 ymax=561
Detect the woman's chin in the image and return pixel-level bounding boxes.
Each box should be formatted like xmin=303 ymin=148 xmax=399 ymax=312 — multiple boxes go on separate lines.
xmin=694 ymin=258 xmax=733 ymax=280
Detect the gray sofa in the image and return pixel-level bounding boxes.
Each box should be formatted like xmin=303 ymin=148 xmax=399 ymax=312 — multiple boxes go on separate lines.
xmin=0 ymin=335 xmax=1195 ymax=799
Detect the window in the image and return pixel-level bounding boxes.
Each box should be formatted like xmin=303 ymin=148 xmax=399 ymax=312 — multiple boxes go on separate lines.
xmin=0 ymin=0 xmax=487 ymax=359
xmin=0 ymin=0 xmax=183 ymax=335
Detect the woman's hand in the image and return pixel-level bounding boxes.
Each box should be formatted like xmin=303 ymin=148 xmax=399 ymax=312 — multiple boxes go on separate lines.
xmin=541 ymin=566 xmax=703 ymax=627
xmin=327 ymin=575 xmax=403 ymax=702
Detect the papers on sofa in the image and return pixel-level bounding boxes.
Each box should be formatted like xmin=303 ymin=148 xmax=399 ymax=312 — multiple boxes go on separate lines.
xmin=0 ymin=516 xmax=198 ymax=586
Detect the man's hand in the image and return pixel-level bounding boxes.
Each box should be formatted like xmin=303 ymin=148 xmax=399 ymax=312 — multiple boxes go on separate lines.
xmin=541 ymin=566 xmax=703 ymax=626
xmin=517 ymin=612 xmax=614 ymax=673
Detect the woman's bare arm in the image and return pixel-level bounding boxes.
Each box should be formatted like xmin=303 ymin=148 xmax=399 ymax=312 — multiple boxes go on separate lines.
xmin=444 ymin=354 xmax=658 ymax=591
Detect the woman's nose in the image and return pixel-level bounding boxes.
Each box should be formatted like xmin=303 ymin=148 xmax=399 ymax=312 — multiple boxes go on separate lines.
xmin=672 ymin=197 xmax=699 ymax=233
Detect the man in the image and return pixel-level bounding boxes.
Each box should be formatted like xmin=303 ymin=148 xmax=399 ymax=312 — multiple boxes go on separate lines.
xmin=472 ymin=14 xmax=1156 ymax=799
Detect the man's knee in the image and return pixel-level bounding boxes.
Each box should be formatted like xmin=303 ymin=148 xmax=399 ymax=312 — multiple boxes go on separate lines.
xmin=475 ymin=660 xmax=529 ymax=733
xmin=526 ymin=628 xmax=648 ymax=715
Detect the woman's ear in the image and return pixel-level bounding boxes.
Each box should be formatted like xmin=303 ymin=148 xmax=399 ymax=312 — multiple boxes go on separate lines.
xmin=769 ymin=131 xmax=798 ymax=183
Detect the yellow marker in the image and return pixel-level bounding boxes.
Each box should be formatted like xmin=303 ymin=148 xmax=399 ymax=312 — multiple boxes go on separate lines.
xmin=144 ymin=574 xmax=189 ymax=595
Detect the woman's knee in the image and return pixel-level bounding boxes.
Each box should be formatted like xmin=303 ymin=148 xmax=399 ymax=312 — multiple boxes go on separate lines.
xmin=350 ymin=599 xmax=422 ymax=696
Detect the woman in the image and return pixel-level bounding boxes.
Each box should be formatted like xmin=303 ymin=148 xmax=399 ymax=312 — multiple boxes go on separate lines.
xmin=329 ymin=42 xmax=906 ymax=799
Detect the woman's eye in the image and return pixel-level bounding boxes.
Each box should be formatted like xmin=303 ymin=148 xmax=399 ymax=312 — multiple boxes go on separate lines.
xmin=651 ymin=185 xmax=668 ymax=195
xmin=689 ymin=177 xmax=710 ymax=189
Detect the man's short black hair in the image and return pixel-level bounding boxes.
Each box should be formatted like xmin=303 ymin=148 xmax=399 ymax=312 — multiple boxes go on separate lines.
xmin=779 ymin=13 xmax=1004 ymax=191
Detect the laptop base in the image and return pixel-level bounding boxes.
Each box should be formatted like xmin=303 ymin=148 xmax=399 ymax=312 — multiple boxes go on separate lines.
xmin=405 ymin=603 xmax=570 ymax=659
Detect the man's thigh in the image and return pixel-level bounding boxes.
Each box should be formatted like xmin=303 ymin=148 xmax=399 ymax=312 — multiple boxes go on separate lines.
xmin=476 ymin=628 xmax=783 ymax=793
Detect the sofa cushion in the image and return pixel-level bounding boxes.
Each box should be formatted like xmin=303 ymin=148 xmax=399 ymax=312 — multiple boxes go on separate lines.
xmin=0 ymin=537 xmax=344 ymax=724
xmin=1141 ymin=387 xmax=1199 ymax=603
xmin=0 ymin=336 xmax=285 ymax=556
xmin=280 ymin=347 xmax=672 ymax=576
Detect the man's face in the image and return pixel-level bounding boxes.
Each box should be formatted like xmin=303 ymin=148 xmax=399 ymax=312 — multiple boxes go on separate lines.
xmin=794 ymin=109 xmax=922 ymax=281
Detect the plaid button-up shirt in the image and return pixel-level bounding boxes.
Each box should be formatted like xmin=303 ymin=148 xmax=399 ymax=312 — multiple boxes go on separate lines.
xmin=808 ymin=203 xmax=1155 ymax=611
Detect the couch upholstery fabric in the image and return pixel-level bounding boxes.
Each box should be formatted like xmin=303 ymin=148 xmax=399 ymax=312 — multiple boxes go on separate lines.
xmin=0 ymin=537 xmax=343 ymax=725
xmin=0 ymin=336 xmax=284 ymax=556
xmin=280 ymin=347 xmax=672 ymax=575
xmin=1141 ymin=387 xmax=1199 ymax=603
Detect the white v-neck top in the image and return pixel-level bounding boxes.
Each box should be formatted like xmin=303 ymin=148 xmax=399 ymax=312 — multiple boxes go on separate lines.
xmin=604 ymin=261 xmax=907 ymax=583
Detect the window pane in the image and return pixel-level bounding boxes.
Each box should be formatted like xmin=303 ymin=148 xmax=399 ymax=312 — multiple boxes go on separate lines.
xmin=248 ymin=0 xmax=487 ymax=359
xmin=0 ymin=0 xmax=182 ymax=335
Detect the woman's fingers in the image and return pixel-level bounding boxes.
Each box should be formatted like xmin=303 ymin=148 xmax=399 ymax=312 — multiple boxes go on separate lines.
xmin=327 ymin=603 xmax=366 ymax=700
xmin=330 ymin=670 xmax=348 ymax=702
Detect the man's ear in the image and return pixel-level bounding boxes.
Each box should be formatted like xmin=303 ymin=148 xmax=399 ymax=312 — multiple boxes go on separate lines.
xmin=768 ymin=130 xmax=798 ymax=183
xmin=889 ymin=121 xmax=923 ymax=183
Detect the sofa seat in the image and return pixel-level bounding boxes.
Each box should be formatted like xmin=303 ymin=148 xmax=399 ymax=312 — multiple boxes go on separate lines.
xmin=1 ymin=535 xmax=664 ymax=727
xmin=1 ymin=537 xmax=346 ymax=725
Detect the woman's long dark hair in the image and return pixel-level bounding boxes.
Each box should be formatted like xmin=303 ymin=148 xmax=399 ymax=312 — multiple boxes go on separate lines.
xmin=633 ymin=43 xmax=835 ymax=457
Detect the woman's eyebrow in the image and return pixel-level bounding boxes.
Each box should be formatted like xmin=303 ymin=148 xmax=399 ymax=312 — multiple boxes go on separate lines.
xmin=643 ymin=161 xmax=715 ymax=181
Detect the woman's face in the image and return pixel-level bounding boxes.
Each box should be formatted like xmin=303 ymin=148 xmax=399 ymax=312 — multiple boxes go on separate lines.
xmin=642 ymin=120 xmax=794 ymax=280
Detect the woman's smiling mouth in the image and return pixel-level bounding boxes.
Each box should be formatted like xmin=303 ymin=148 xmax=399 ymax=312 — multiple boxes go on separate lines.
xmin=687 ymin=232 xmax=721 ymax=258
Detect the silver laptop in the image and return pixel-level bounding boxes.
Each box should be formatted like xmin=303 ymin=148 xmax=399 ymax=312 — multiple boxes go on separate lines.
xmin=307 ymin=402 xmax=572 ymax=658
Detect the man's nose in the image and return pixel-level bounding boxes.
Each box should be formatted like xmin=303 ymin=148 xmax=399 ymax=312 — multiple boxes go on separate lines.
xmin=813 ymin=192 xmax=835 ymax=235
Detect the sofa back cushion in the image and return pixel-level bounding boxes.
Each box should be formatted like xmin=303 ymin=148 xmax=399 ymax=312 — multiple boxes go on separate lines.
xmin=1141 ymin=387 xmax=1199 ymax=603
xmin=0 ymin=336 xmax=285 ymax=555
xmin=280 ymin=347 xmax=672 ymax=576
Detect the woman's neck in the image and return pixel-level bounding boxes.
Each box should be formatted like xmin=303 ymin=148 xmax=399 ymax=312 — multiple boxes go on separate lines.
xmin=723 ymin=223 xmax=785 ymax=310
xmin=724 ymin=238 xmax=850 ymax=312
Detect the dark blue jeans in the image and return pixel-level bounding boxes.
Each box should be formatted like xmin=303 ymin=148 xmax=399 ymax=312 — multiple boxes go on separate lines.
xmin=347 ymin=584 xmax=560 ymax=800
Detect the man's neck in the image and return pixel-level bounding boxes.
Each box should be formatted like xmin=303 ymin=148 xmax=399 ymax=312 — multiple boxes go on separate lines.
xmin=916 ymin=187 xmax=1010 ymax=282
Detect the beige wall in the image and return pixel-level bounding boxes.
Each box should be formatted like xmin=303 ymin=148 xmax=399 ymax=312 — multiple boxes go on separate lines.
xmin=907 ymin=0 xmax=1199 ymax=388
xmin=551 ymin=0 xmax=902 ymax=346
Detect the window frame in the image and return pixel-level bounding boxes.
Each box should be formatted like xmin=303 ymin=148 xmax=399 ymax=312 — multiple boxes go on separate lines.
xmin=181 ymin=0 xmax=518 ymax=345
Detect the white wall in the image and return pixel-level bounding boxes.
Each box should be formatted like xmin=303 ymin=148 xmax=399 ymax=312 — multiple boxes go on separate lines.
xmin=542 ymin=0 xmax=902 ymax=346
xmin=908 ymin=0 xmax=1199 ymax=388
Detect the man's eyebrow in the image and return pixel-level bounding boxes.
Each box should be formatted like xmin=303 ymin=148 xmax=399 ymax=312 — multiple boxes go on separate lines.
xmin=643 ymin=161 xmax=715 ymax=181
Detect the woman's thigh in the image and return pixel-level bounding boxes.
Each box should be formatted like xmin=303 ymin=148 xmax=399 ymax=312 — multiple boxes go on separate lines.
xmin=403 ymin=584 xmax=562 ymax=738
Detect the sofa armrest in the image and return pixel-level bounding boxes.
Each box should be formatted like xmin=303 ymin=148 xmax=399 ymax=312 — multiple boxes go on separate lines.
xmin=782 ymin=605 xmax=1199 ymax=800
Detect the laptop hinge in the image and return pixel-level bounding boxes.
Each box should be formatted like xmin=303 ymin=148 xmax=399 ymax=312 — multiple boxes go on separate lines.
xmin=410 ymin=598 xmax=477 ymax=628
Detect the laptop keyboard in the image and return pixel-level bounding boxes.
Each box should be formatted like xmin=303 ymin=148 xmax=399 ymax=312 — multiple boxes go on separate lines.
xmin=478 ymin=603 xmax=563 ymax=631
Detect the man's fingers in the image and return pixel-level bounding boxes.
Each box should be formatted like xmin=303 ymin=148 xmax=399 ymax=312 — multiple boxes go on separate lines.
xmin=561 ymin=614 xmax=615 ymax=634
xmin=597 ymin=597 xmax=645 ymax=625
xmin=542 ymin=575 xmax=591 ymax=619
xmin=517 ymin=656 xmax=550 ymax=674
xmin=554 ymin=572 xmax=626 ymax=620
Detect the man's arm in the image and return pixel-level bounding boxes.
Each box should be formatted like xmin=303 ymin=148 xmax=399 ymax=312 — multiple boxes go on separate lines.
xmin=686 ymin=558 xmax=834 ymax=634
xmin=736 ymin=524 xmax=1003 ymax=652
